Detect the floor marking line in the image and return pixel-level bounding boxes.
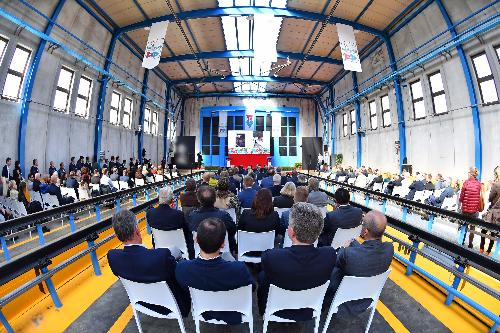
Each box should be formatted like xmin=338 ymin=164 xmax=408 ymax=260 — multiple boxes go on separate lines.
xmin=107 ymin=305 xmax=133 ymax=333
xmin=376 ymin=301 xmax=410 ymax=333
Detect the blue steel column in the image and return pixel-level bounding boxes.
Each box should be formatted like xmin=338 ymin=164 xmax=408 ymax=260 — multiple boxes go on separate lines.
xmin=315 ymin=104 xmax=319 ymax=137
xmin=137 ymin=69 xmax=150 ymax=163
xmin=436 ymin=0 xmax=482 ymax=178
xmin=18 ymin=0 xmax=66 ymax=175
xmin=330 ymin=87 xmax=336 ymax=157
xmin=383 ymin=35 xmax=407 ymax=173
xmin=94 ymin=34 xmax=119 ymax=166
xmin=163 ymin=85 xmax=172 ymax=160
xmin=352 ymin=73 xmax=362 ymax=168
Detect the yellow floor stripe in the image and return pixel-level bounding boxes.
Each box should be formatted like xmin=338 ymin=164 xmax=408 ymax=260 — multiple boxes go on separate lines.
xmin=376 ymin=301 xmax=410 ymax=333
xmin=107 ymin=305 xmax=133 ymax=333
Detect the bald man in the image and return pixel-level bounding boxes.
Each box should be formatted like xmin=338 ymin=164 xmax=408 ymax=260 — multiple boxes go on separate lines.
xmin=326 ymin=210 xmax=394 ymax=316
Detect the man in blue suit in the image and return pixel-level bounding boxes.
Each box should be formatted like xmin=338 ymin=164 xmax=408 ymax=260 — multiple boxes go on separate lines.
xmin=260 ymin=169 xmax=275 ymax=189
xmin=107 ymin=209 xmax=190 ymax=317
xmin=258 ymin=202 xmax=337 ymax=321
xmin=147 ymin=186 xmax=194 ymax=259
xmin=326 ymin=210 xmax=393 ymax=316
xmin=238 ymin=176 xmax=257 ymax=208
xmin=318 ymin=188 xmax=363 ymax=247
xmin=176 ymin=218 xmax=254 ymax=325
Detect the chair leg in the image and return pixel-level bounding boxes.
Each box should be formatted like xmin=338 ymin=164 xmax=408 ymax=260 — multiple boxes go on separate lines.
xmin=365 ymin=306 xmax=376 ymax=333
xmin=314 ymin=316 xmax=320 ymax=333
xmin=322 ymin=307 xmax=334 ymax=333
xmin=132 ymin=308 xmax=143 ymax=333
xmin=195 ymin=319 xmax=201 ymax=333
xmin=262 ymin=318 xmax=269 ymax=333
xmin=248 ymin=319 xmax=253 ymax=333
xmin=177 ymin=317 xmax=186 ymax=333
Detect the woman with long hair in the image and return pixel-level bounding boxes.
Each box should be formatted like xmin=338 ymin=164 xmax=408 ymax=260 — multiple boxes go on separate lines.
xmin=238 ymin=188 xmax=281 ymax=236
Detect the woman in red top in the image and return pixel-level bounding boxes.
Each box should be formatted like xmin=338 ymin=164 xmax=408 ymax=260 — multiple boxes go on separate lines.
xmin=459 ymin=167 xmax=482 ymax=248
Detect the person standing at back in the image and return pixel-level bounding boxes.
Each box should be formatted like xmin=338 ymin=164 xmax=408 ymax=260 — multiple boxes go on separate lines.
xmin=481 ymin=166 xmax=500 ymax=255
xmin=238 ymin=176 xmax=258 ymax=209
xmin=460 ymin=167 xmax=482 ymax=249
xmin=2 ymin=158 xmax=12 ymax=180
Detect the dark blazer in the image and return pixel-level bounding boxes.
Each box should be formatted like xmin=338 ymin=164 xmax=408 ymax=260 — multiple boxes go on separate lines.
xmin=238 ymin=209 xmax=282 ymax=235
xmin=318 ymin=205 xmax=363 ymax=247
xmin=406 ymin=180 xmax=425 ymax=200
xmin=47 ymin=184 xmax=64 ymax=205
xmin=108 ymin=245 xmax=190 ymax=317
xmin=258 ymin=245 xmax=337 ymax=321
xmin=2 ymin=165 xmax=10 ymax=179
xmin=270 ymin=185 xmax=283 ymax=197
xmin=328 ymin=239 xmax=393 ymax=316
xmin=32 ymin=180 xmax=41 ymax=192
xmin=30 ymin=166 xmax=39 ymax=176
xmin=187 ymin=207 xmax=237 ymax=253
xmin=260 ymin=176 xmax=274 ymax=188
xmin=289 ymin=175 xmax=299 ymax=185
xmin=147 ymin=204 xmax=194 ymax=259
xmin=69 ymin=163 xmax=77 ymax=173
xmin=273 ymin=195 xmax=294 ymax=208
xmin=228 ymin=177 xmax=240 ymax=194
xmin=237 ymin=188 xmax=257 ymax=208
xmin=49 ymin=166 xmax=57 ymax=176
xmin=176 ymin=256 xmax=254 ymax=324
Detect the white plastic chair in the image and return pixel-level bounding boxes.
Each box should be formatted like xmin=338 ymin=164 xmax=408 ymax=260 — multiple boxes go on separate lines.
xmin=322 ymin=270 xmax=391 ymax=333
xmin=61 ymin=187 xmax=78 ymax=201
xmin=222 ymin=208 xmax=237 ymax=223
xmin=372 ymin=183 xmax=383 ymax=192
xmin=347 ymin=177 xmax=356 ymax=185
xmin=237 ymin=230 xmax=275 ymax=263
xmin=263 ymin=281 xmax=329 ymax=333
xmin=119 ymin=181 xmax=129 ymax=190
xmin=330 ymin=225 xmax=363 ymax=249
xmin=193 ymin=231 xmax=230 ymax=256
xmin=119 ymin=278 xmax=186 ymax=333
xmin=412 ymin=191 xmax=426 ymax=202
xmin=283 ymin=229 xmax=318 ymax=248
xmin=42 ymin=193 xmax=59 ymax=209
xmin=274 ymin=207 xmax=290 ymax=218
xmin=434 ymin=188 xmax=445 ymax=197
xmin=442 ymin=195 xmax=458 ymax=211
xmin=78 ymin=188 xmax=91 ymax=201
xmin=151 ymin=228 xmax=189 ymax=259
xmin=392 ymin=186 xmax=409 ymax=198
xmin=112 ymin=181 xmax=120 ymax=190
xmin=190 ymin=285 xmax=253 ymax=333
xmin=337 ymin=176 xmax=346 ymax=182
xmin=135 ymin=178 xmax=145 ymax=186
xmin=29 ymin=190 xmax=43 ymax=203
xmin=146 ymin=176 xmax=155 ymax=183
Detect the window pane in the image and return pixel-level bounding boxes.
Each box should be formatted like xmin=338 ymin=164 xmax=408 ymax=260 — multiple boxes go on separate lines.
xmin=53 ymin=90 xmax=69 ymax=111
xmin=281 ymin=117 xmax=287 ymax=126
xmin=281 ymin=127 xmax=287 ymax=136
xmin=228 ymin=116 xmax=234 ymax=130
xmin=0 ymin=38 xmax=8 ymax=65
xmin=480 ymin=80 xmax=499 ymax=104
xmin=124 ymin=98 xmax=132 ymax=112
xmin=57 ymin=68 xmax=73 ymax=89
xmin=351 ymin=122 xmax=356 ymax=134
xmin=212 ymin=146 xmax=220 ymax=155
xmin=289 ymin=147 xmax=297 ymax=156
xmin=235 ymin=116 xmax=243 ymax=126
xmin=266 ymin=115 xmax=272 ymax=129
xmin=289 ymin=117 xmax=296 ymax=127
xmin=279 ymin=147 xmax=287 ymax=156
xmin=289 ymin=127 xmax=296 ymax=136
xmin=279 ymin=137 xmax=287 ymax=146
xmin=110 ymin=110 xmax=118 ymax=124
xmin=414 ymin=100 xmax=426 ymax=119
xmin=10 ymin=47 xmax=30 ymax=73
xmin=111 ymin=92 xmax=121 ymax=109
xmin=202 ymin=146 xmax=210 ymax=155
xmin=2 ymin=73 xmax=22 ymax=98
xmin=410 ymin=81 xmax=423 ymax=99
xmin=381 ymin=95 xmax=390 ymax=110
xmin=429 ymin=72 xmax=444 ymax=93
xmin=433 ymin=94 xmax=447 ymax=114
xmin=75 ymin=97 xmax=88 ymax=116
xmin=472 ymin=54 xmax=492 ymax=78
xmin=369 ymin=101 xmax=377 ymax=116
xmin=122 ymin=113 xmax=130 ymax=127
xmin=289 ymin=137 xmax=296 ymax=146
xmin=78 ymin=76 xmax=91 ymax=96
xmin=383 ymin=110 xmax=391 ymax=126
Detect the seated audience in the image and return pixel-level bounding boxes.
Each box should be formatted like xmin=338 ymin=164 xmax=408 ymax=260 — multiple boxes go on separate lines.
xmin=119 ymin=169 xmax=129 ymax=183
xmin=91 ymin=170 xmax=100 ymax=185
xmin=258 ymin=202 xmax=336 ymax=321
xmin=147 ymin=187 xmax=194 ymax=259
xmin=427 ymin=178 xmax=455 ymax=207
xmin=214 ymin=178 xmax=239 ymax=211
xmin=200 ymin=172 xmax=211 ymax=186
xmin=318 ymin=188 xmax=363 ymax=247
xmin=280 ymin=186 xmax=309 ymax=231
xmin=260 ymin=169 xmax=275 ymax=189
xmin=306 ymin=178 xmax=328 ymax=207
xmin=273 ymin=182 xmax=296 ymax=208
xmin=110 ymin=168 xmax=119 ymax=181
xmin=175 ymin=218 xmax=254 ymax=325
xmin=2 ymin=158 xmax=12 ymax=180
xmin=327 ymin=210 xmax=393 ymax=316
xmin=406 ymin=174 xmax=425 ymax=200
xmin=65 ymin=171 xmax=80 ymax=200
xmin=8 ymin=180 xmax=18 ymax=199
xmin=108 ymin=210 xmax=190 ymax=317
xmin=270 ymin=174 xmax=283 ymax=197
xmin=100 ymin=168 xmax=117 ymax=193
xmin=187 ymin=186 xmax=237 ymax=254
xmin=238 ymin=176 xmax=258 ymax=209
xmin=424 ymin=174 xmax=435 ymax=191
xmin=179 ymin=178 xmax=199 ymax=217
xmin=289 ymin=170 xmax=299 ymax=185
xmin=238 ymin=188 xmax=282 ymax=237
xmin=296 ymin=174 xmax=308 ymax=187
xmin=13 ymin=161 xmax=22 ymax=187
xmin=47 ymin=174 xmax=73 ymax=205
xmin=32 ymin=173 xmax=42 ymax=192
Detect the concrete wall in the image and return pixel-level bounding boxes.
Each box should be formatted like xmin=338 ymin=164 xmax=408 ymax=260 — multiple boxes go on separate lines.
xmin=330 ymin=0 xmax=500 ymax=179
xmin=0 ymin=0 xmax=170 ymax=174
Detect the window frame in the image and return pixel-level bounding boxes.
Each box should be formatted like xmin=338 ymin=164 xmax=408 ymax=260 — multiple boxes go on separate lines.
xmin=122 ymin=97 xmax=133 ymax=128
xmin=53 ymin=66 xmax=75 ymax=113
xmin=0 ymin=36 xmax=8 ymax=66
xmin=109 ymin=91 xmax=122 ymax=125
xmin=471 ymin=51 xmax=499 ymax=105
xmin=368 ymin=100 xmax=377 ymax=130
xmin=410 ymin=79 xmax=426 ymax=120
xmin=342 ymin=113 xmax=348 ymax=137
xmin=151 ymin=110 xmax=158 ymax=135
xmin=2 ymin=44 xmax=31 ymax=102
xmin=74 ymin=75 xmax=92 ymax=117
xmin=428 ymin=71 xmax=448 ymax=115
xmin=380 ymin=95 xmax=391 ymax=127
xmin=144 ymin=106 xmax=151 ymax=134
xmin=350 ymin=109 xmax=356 ymax=135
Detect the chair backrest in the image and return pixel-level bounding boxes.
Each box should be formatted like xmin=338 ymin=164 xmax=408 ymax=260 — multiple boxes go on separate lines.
xmin=237 ymin=230 xmax=275 ymax=256
xmin=442 ymin=195 xmax=458 ymax=211
xmin=135 ymin=178 xmax=145 ymax=186
xmin=283 ymin=229 xmax=318 ymax=248
xmin=78 ymin=188 xmax=90 ymax=201
xmin=413 ymin=191 xmax=426 ymax=202
xmin=193 ymin=231 xmax=230 ymax=256
xmin=274 ymin=207 xmax=290 ymax=218
xmin=347 ymin=177 xmax=356 ymax=185
xmin=329 ymin=270 xmax=391 ymax=314
xmin=42 ymin=193 xmax=59 ymax=209
xmin=222 ymin=208 xmax=236 ymax=223
xmin=112 ymin=181 xmax=120 ymax=190
xmin=119 ymin=278 xmax=181 ymax=316
xmin=265 ymin=282 xmax=329 ymax=319
xmin=146 ymin=176 xmax=154 ymax=183
xmin=119 ymin=181 xmax=129 ymax=190
xmin=151 ymin=228 xmax=188 ymax=258
xmin=190 ymin=285 xmax=252 ymax=321
xmin=434 ymin=188 xmax=445 ymax=197
xmin=337 ymin=176 xmax=346 ymax=182
xmin=372 ymin=182 xmax=383 ymax=192
xmin=61 ymin=187 xmax=77 ymax=200
xmin=29 ymin=191 xmax=43 ymax=203
xmin=330 ymin=225 xmax=362 ymax=249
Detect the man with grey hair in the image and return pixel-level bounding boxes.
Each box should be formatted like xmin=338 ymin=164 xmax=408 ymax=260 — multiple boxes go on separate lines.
xmin=107 ymin=209 xmax=191 ymax=317
xmin=146 ymin=186 xmax=194 ymax=258
xmin=306 ymin=177 xmax=329 ymax=207
xmin=327 ymin=210 xmax=393 ymax=316
xmin=257 ymin=202 xmax=337 ymax=321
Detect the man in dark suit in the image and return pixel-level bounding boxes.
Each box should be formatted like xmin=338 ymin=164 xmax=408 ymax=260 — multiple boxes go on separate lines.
xmin=57 ymin=162 xmax=66 ymax=181
xmin=2 ymin=157 xmax=12 ymax=180
xmin=270 ymin=174 xmax=283 ymax=197
xmin=47 ymin=174 xmax=73 ymax=205
xmin=318 ymin=188 xmax=363 ymax=247
xmin=147 ymin=187 xmax=194 ymax=259
xmin=258 ymin=202 xmax=337 ymax=321
xmin=76 ymin=156 xmax=84 ymax=171
xmin=260 ymin=168 xmax=275 ymax=189
xmin=108 ymin=210 xmax=190 ymax=317
xmin=30 ymin=159 xmax=39 ymax=177
xmin=327 ymin=210 xmax=394 ymax=316
xmin=69 ymin=157 xmax=77 ymax=173
xmin=238 ymin=176 xmax=257 ymax=208
xmin=187 ymin=186 xmax=237 ymax=254
xmin=280 ymin=186 xmax=309 ymax=231
xmin=175 ymin=218 xmax=254 ymax=325
xmin=406 ymin=174 xmax=425 ymax=200
xmin=289 ymin=170 xmax=299 ymax=185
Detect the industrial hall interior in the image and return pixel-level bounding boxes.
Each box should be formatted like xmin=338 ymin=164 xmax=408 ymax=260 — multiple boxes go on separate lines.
xmin=0 ymin=0 xmax=499 ymax=333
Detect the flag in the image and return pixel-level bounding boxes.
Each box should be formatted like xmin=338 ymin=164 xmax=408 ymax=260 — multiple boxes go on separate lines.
xmin=142 ymin=21 xmax=169 ymax=69
xmin=337 ymin=23 xmax=362 ymax=72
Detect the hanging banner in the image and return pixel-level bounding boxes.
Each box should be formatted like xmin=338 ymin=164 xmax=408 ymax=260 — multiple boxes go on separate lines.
xmin=142 ymin=21 xmax=169 ymax=69
xmin=245 ymin=107 xmax=255 ymax=131
xmin=337 ymin=23 xmax=362 ymax=72
xmin=253 ymin=14 xmax=279 ymax=63
xmin=271 ymin=112 xmax=281 ymax=137
xmin=218 ymin=111 xmax=227 ymax=137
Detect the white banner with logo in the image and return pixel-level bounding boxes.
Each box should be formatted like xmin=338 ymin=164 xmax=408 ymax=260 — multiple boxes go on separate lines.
xmin=271 ymin=112 xmax=281 ymax=137
xmin=245 ymin=107 xmax=255 ymax=131
xmin=337 ymin=23 xmax=362 ymax=72
xmin=218 ymin=111 xmax=227 ymax=137
xmin=142 ymin=21 xmax=169 ymax=69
